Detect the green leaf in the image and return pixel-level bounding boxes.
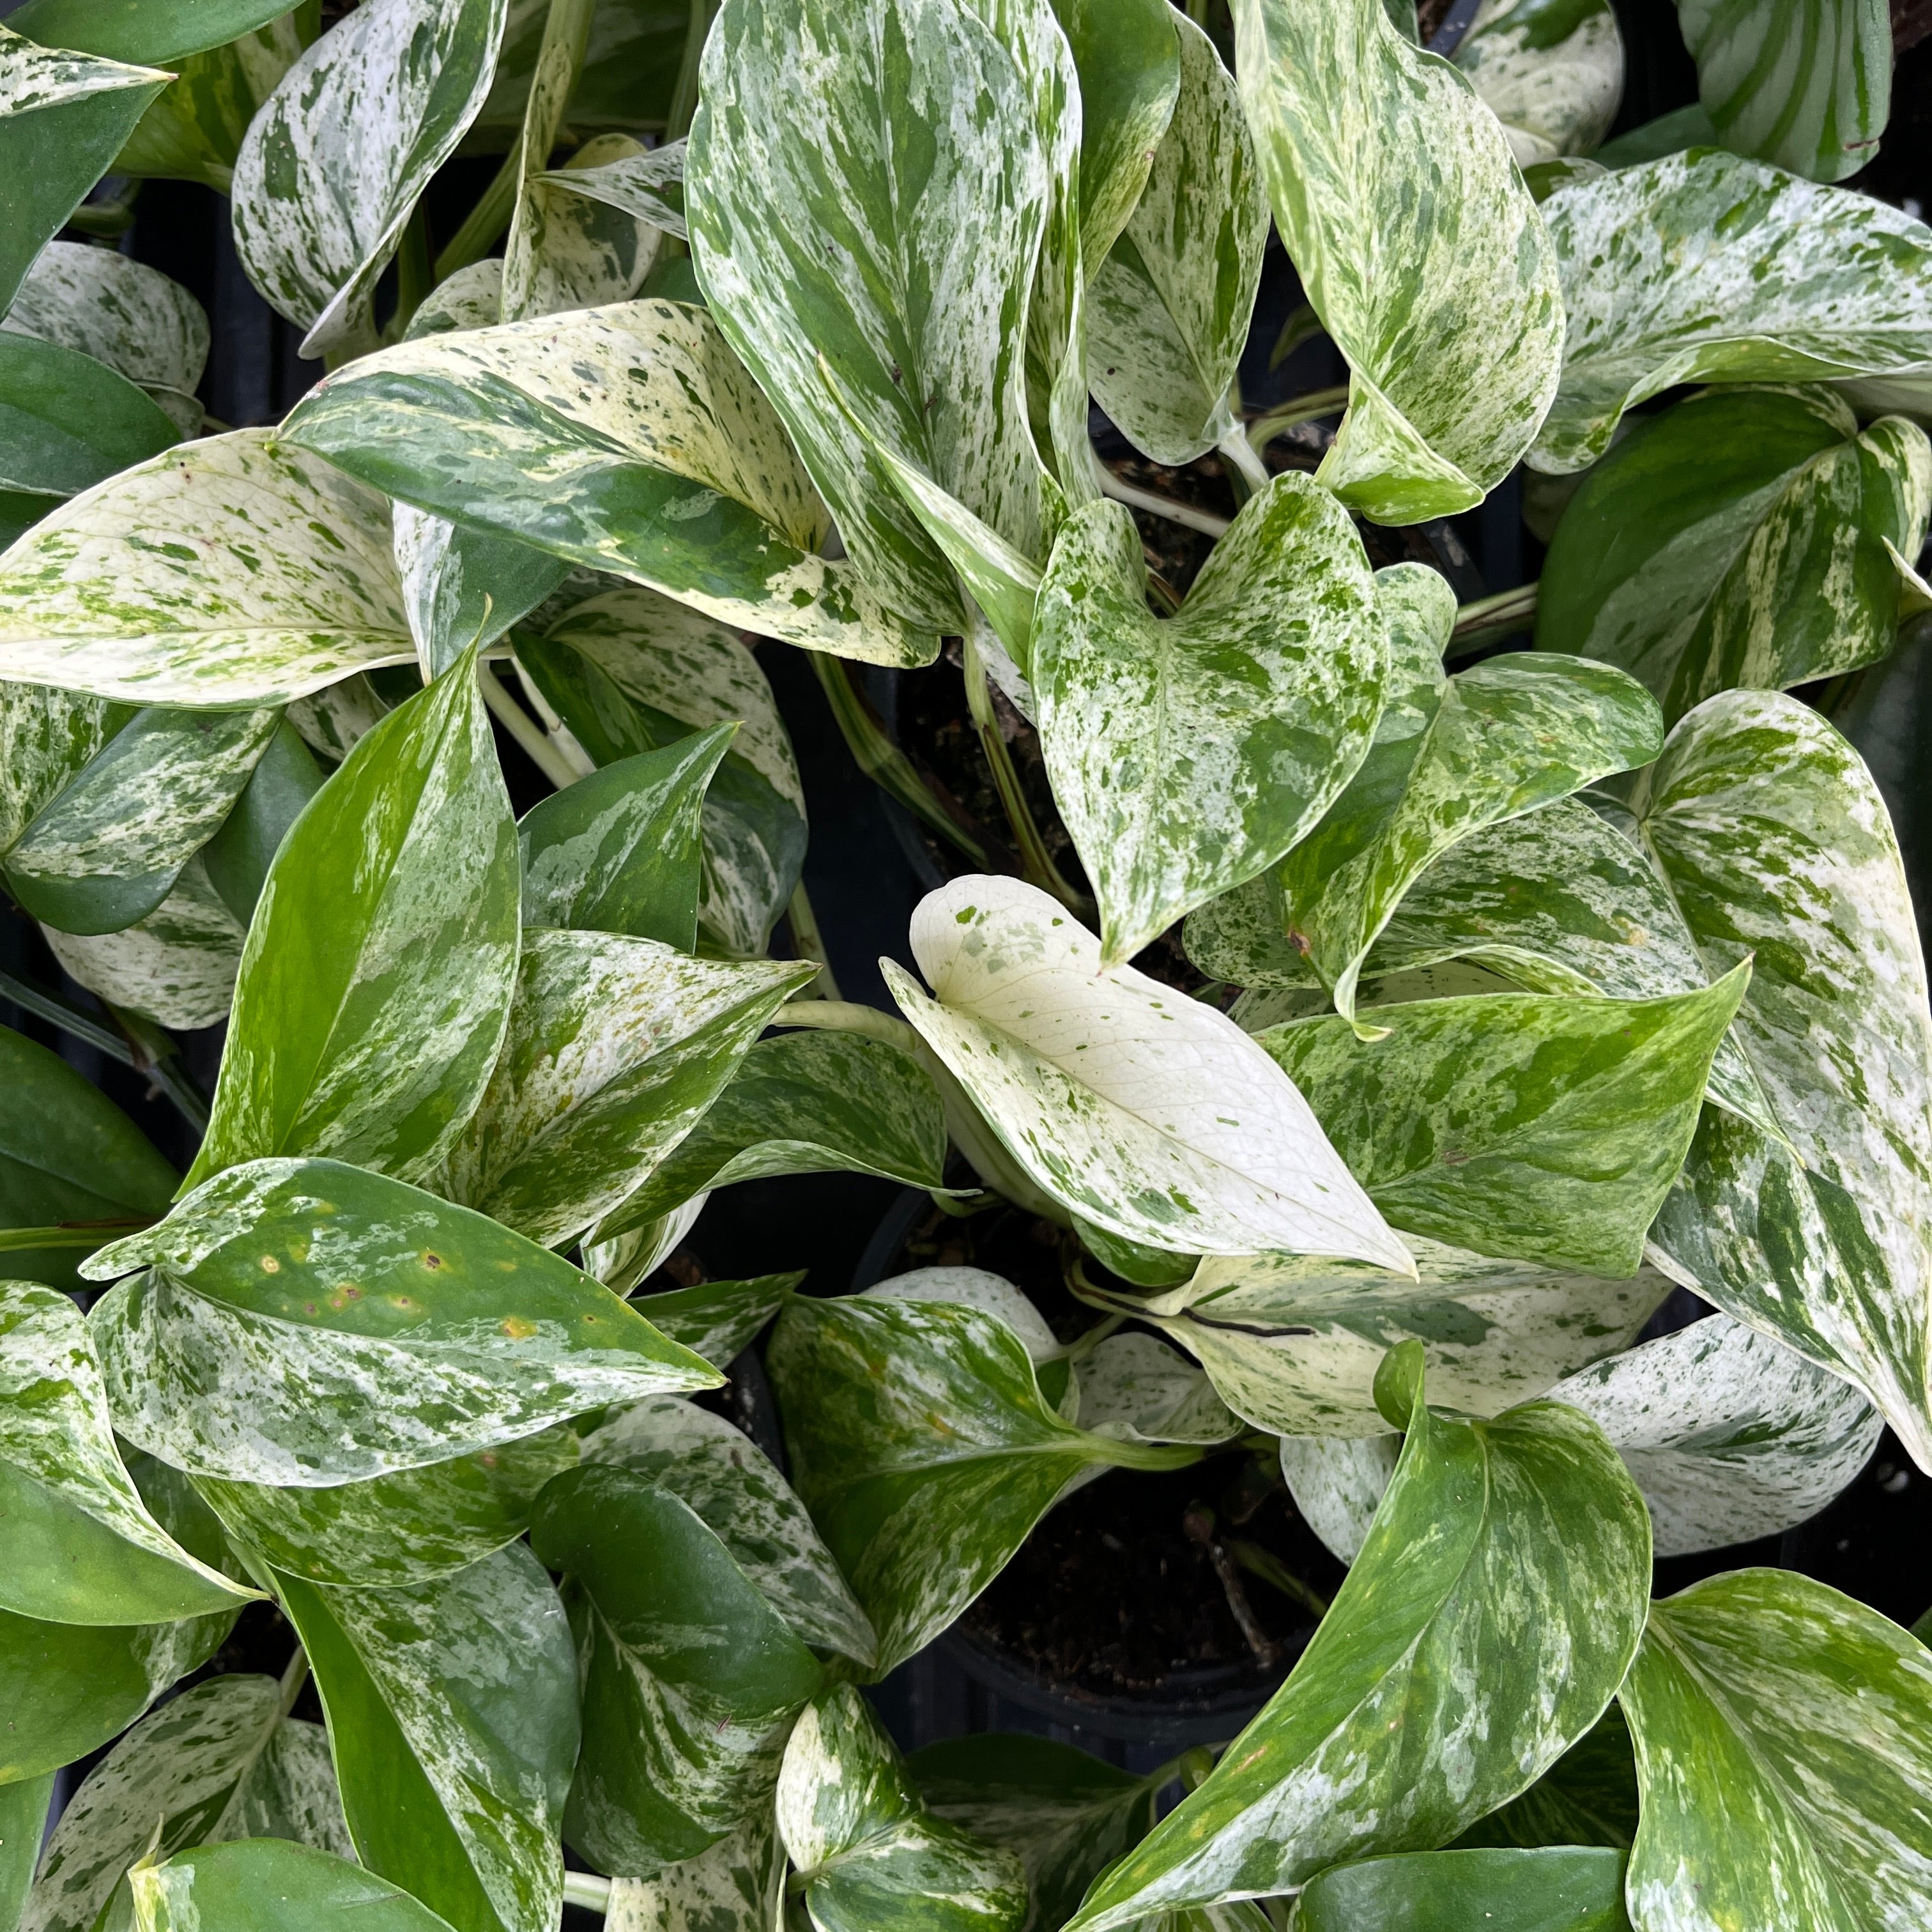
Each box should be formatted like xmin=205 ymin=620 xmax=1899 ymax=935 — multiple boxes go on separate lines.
xmin=1620 ymin=1569 xmax=1932 ymax=1932
xmin=1035 ymin=475 xmax=1383 ymax=964
xmin=519 ymin=728 xmax=732 ymax=948
xmin=0 ymin=25 xmax=167 ymax=315
xmin=861 ymin=1266 xmax=1064 ymax=1367
xmin=23 ymin=1674 xmax=350 ymax=1932
xmin=1537 ymin=385 xmax=1931 ymax=727
xmin=0 ymin=429 xmax=417 ymax=707
xmin=127 ymin=1840 xmax=460 ymax=1932
xmin=1637 ymin=693 xmax=1932 ymax=1467
xmin=82 ymin=1155 xmax=719 ymax=1485
xmin=1062 ymin=1351 xmax=1651 ymax=1930
xmin=1455 ymin=1705 xmax=1639 ymax=1851
xmin=6 ymin=704 xmax=280 ymax=936
xmin=594 ymin=1030 xmax=948 ymax=1243
xmin=8 ymin=0 xmax=300 ymax=65
xmin=0 ymin=335 xmax=178 ymax=496
xmin=0 ymin=678 xmax=126 ymax=850
xmin=580 ymin=1390 xmax=876 ymax=1664
xmin=778 ymin=1683 xmax=1027 ymax=1932
xmin=279 ymin=302 xmax=931 ymax=669
xmin=189 ymin=646 xmax=519 ymax=1191
xmin=1 ymin=1777 xmax=53 ymax=1932
xmin=687 ymin=0 xmax=1055 ymax=636
xmin=601 ymin=1811 xmax=785 ymax=1932
xmin=1231 ymin=0 xmax=1563 ymax=522
xmin=1452 ymin=0 xmax=1625 ymax=165
xmin=201 ymin=720 xmax=327 ymax=928
xmin=231 ymin=0 xmax=510 ymax=358
xmin=1531 ymin=151 xmax=1932 ymax=473
xmin=767 ymin=1289 xmax=1197 ymax=1676
xmin=1551 ymin=1314 xmax=1881 ymax=1558
xmin=1296 ymin=1847 xmax=1631 ymax=1932
xmin=884 ymin=875 xmax=1409 ymax=1269
xmin=392 ymin=509 xmax=569 ymax=680
xmin=0 ymin=1022 xmax=176 ymax=1291
xmin=445 ymin=929 xmax=812 ymax=1249
xmin=271 ymin=1544 xmax=576 ymax=1932
xmin=0 ymin=1279 xmax=256 ymax=1624
xmin=531 ymin=1464 xmax=824 ymax=1875
xmin=1086 ymin=9 xmax=1267 ymax=466
xmin=624 ymin=1274 xmax=801 ymax=1370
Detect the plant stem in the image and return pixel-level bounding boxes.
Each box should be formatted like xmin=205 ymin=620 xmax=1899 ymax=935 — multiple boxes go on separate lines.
xmin=512 ymin=655 xmax=597 ymax=778
xmin=561 ymin=1873 xmax=613 ymax=1913
xmin=435 ymin=146 xmax=521 ymax=282
xmin=1094 ymin=465 xmax=1231 ymax=539
xmin=785 ymin=880 xmax=842 ymax=1001
xmin=277 ymin=1645 xmax=310 ymax=1716
xmin=479 ymin=664 xmax=579 ymax=789
xmin=1448 ymin=580 xmax=1539 ymax=656
xmin=392 ymin=204 xmax=433 ymax=339
xmin=665 ymin=0 xmax=714 ymax=140
xmin=774 ymin=998 xmax=921 ymax=1053
xmin=1185 ymin=1505 xmax=1282 ymax=1666
xmin=0 ymin=1218 xmax=155 ymax=1255
xmin=1227 ymin=1537 xmax=1331 ymax=1621
xmin=1245 ymin=383 xmax=1351 ymax=458
xmin=1218 ymin=422 xmax=1273 ymax=500
xmin=1268 ymin=302 xmax=1323 ymax=371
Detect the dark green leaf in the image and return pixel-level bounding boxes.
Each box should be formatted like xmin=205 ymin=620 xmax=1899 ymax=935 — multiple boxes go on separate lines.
xmin=199 ymin=721 xmax=327 ymax=928
xmin=8 ymin=0 xmax=298 ymax=65
xmin=0 ymin=1775 xmax=52 ymax=1932
xmin=1455 ymin=1706 xmax=1640 ymax=1851
xmin=1296 ymin=1847 xmax=1630 ymax=1932
xmin=0 ymin=335 xmax=178 ymax=498
xmin=126 ymin=1837 xmax=463 ymax=1932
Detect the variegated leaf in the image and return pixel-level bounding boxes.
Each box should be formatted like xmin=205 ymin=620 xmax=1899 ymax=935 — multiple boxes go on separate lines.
xmin=884 ymin=875 xmax=1409 ymax=1268
xmin=861 ymin=1266 xmax=1063 ymax=1365
xmin=231 ymin=0 xmax=510 ymax=358
xmin=1087 ymin=10 xmax=1266 ymax=466
xmin=498 ymin=0 xmax=597 ymax=323
xmin=540 ymin=136 xmax=687 ymax=239
xmin=1532 ymin=151 xmax=1932 ymax=472
xmin=1073 ymin=1332 xmax=1240 ymax=1445
xmin=604 ymin=1811 xmax=785 ymax=1932
xmin=445 ymin=928 xmax=812 ymax=1250
xmin=393 ymin=507 xmax=568 ymax=679
xmin=405 ymin=257 xmax=503 ymax=337
xmin=1620 ymin=1570 xmax=1932 ymax=1932
xmin=1551 ymin=1315 xmax=1881 ymax=1558
xmin=506 ymin=132 xmax=668 ymax=323
xmin=280 ymin=301 xmax=930 ymax=668
xmin=625 ymin=1273 xmax=801 ymax=1372
xmin=1231 ymin=0 xmax=1563 ymax=522
xmin=22 ymin=1673 xmax=350 ymax=1932
xmin=1295 ymin=1847 xmax=1631 ymax=1932
xmin=124 ymin=1841 xmax=454 ymax=1932
xmin=0 ymin=677 xmax=122 ymax=850
xmin=0 ymin=429 xmax=417 ymax=706
xmin=1452 ymin=1704 xmax=1640 ymax=1853
xmin=82 ymin=1155 xmax=719 ymax=1485
xmin=1275 ymin=1432 xmax=1399 ymax=1564
xmin=0 ymin=334 xmax=179 ymax=497
xmin=1064 ymin=1347 xmax=1650 ymax=1931
xmin=1452 ymin=0 xmax=1625 ymax=165
xmin=286 ymin=671 xmax=390 ymax=762
xmin=1034 ymin=475 xmax=1384 ymax=964
xmin=471 ymin=0 xmax=686 ymax=142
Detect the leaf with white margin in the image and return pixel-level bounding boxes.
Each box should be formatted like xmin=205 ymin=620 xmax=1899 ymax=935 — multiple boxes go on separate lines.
xmin=505 ymin=132 xmax=668 ymax=324
xmin=1231 ymin=0 xmax=1563 ymax=523
xmin=270 ymin=1542 xmax=577 ymax=1932
xmin=1531 ymin=151 xmax=1932 ymax=473
xmin=393 ymin=506 xmax=567 ymax=680
xmin=0 ymin=430 xmax=416 ymax=707
xmin=1034 ymin=475 xmax=1384 ymax=965
xmin=0 ymin=678 xmax=123 ymax=850
xmin=0 ymin=1281 xmax=256 ymax=1625
xmin=1074 ymin=1332 xmax=1240 ymax=1445
xmin=279 ymin=300 xmax=930 ymax=669
xmin=231 ymin=0 xmax=510 ymax=358
xmin=604 ymin=1811 xmax=785 ymax=1932
xmin=1452 ymin=0 xmax=1625 ymax=166
xmin=3 ymin=241 xmax=208 ymax=433
xmin=1087 ymin=10 xmax=1267 ymax=466
xmin=1276 ymin=1433 xmax=1400 ymax=1565
xmin=594 ymin=1030 xmax=949 ymax=1242
xmin=884 ymin=875 xmax=1409 ymax=1269
xmin=0 ymin=25 xmax=168 ymax=315
xmin=778 ymin=1683 xmax=1027 ymax=1932
xmin=687 ymin=0 xmax=1052 ymax=635
xmin=22 ymin=1673 xmax=349 ymax=1932
xmin=1258 ymin=971 xmax=1747 ymax=1275
xmin=540 ymin=137 xmax=687 ymax=240
xmin=444 ymin=929 xmax=813 ymax=1250
xmin=1062 ymin=1345 xmax=1650 ymax=1932
xmin=1634 ymin=689 xmax=1932 ymax=1471
xmin=581 ymin=1391 xmax=876 ymax=1665
xmin=82 ymin=1155 xmax=719 ymax=1486
xmin=861 ymin=1266 xmax=1062 ymax=1365
xmin=1619 ymin=1568 xmax=1932 ymax=1932
xmin=767 ymin=1291 xmax=1205 ymax=1676
xmin=625 ymin=1273 xmax=802 ymax=1372
xmin=1551 ymin=1315 xmax=1881 ymax=1559
xmin=1119 ymin=1238 xmax=1669 ymax=1438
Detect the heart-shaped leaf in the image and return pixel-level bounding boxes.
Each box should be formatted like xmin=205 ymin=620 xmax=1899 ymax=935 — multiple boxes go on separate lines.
xmin=393 ymin=508 xmax=569 ymax=680
xmin=1451 ymin=0 xmax=1625 ymax=165
xmin=0 ymin=335 xmax=178 ymax=496
xmin=1296 ymin=1847 xmax=1630 ymax=1932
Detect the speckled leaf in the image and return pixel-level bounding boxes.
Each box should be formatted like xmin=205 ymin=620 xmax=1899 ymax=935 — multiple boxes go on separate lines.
xmin=444 ymin=928 xmax=811 ymax=1249
xmin=1035 ymin=476 xmax=1384 ymax=964
xmin=1538 ymin=385 xmax=1931 ymax=726
xmin=532 ymin=1464 xmax=823 ymax=1876
xmin=1257 ymin=971 xmax=1747 ymax=1273
xmin=1087 ymin=11 xmax=1267 ymax=466
xmin=604 ymin=1810 xmax=785 ymax=1932
xmin=231 ymin=0 xmax=510 ymax=358
xmin=22 ymin=1674 xmax=350 ymax=1932
xmin=1276 ymin=1433 xmax=1400 ymax=1564
xmin=1296 ymin=1847 xmax=1631 ymax=1932
xmin=1063 ymin=1349 xmax=1650 ymax=1931
xmin=0 ymin=1280 xmax=254 ymax=1625
xmin=778 ymin=1684 xmax=1027 ymax=1932
xmin=286 ymin=671 xmax=390 ymax=762
xmin=406 ymin=258 xmax=503 ymax=338
xmin=624 ymin=1274 xmax=801 ymax=1371
xmin=508 ymin=132 xmax=668 ymax=324
xmin=1073 ymin=1332 xmax=1239 ymax=1445
xmin=581 ymin=1391 xmax=875 ymax=1664
xmin=393 ymin=508 xmax=569 ymax=679
xmin=1635 ymin=689 xmax=1932 ymax=1470
xmin=0 ymin=430 xmax=417 ymax=707
xmin=1619 ymin=1569 xmax=1932 ymax=1932
xmin=540 ymin=137 xmax=687 ymax=239
xmin=1532 ymin=151 xmax=1932 ymax=473
xmin=201 ymin=721 xmax=328 ymax=928
xmin=1231 ymin=0 xmax=1563 ymax=521
xmin=270 ymin=1542 xmax=577 ymax=1932
xmin=190 ymin=647 xmax=518 ymax=1190
xmin=498 ymin=0 xmax=597 ymax=323
xmin=687 ymin=0 xmax=1052 ymax=634
xmin=1551 ymin=1315 xmax=1881 ymax=1558
xmin=0 ymin=678 xmax=123 ymax=850
xmin=81 ymin=1155 xmax=719 ymax=1485
xmin=596 ymin=1030 xmax=947 ymax=1241
xmin=861 ymin=1267 xmax=1064 ymax=1367
xmin=0 ymin=334 xmax=178 ymax=496
xmin=1452 ymin=0 xmax=1625 ymax=165
xmin=0 ymin=26 xmax=167 ymax=315
xmin=884 ymin=876 xmax=1408 ymax=1268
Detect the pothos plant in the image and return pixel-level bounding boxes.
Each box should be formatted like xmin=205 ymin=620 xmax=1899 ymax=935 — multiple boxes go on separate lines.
xmin=0 ymin=0 xmax=1930 ymax=1930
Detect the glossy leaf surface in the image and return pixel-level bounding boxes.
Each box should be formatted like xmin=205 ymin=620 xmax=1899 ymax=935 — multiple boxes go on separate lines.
xmin=1452 ymin=0 xmax=1624 ymax=164
xmin=0 ymin=334 xmax=178 ymax=498
xmin=1296 ymin=1847 xmax=1630 ymax=1932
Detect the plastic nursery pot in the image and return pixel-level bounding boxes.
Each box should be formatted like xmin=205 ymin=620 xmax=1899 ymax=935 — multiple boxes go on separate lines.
xmin=852 ymin=1188 xmax=1346 ymax=1749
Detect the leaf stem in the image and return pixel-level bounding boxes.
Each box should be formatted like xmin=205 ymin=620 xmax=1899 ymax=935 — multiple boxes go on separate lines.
xmin=1227 ymin=1537 xmax=1330 ymax=1621
xmin=479 ymin=663 xmax=579 ymax=789
xmin=665 ymin=0 xmax=715 ymax=140
xmin=773 ymin=998 xmax=920 ymax=1052
xmin=0 ymin=1218 xmax=155 ymax=1255
xmin=277 ymin=1644 xmax=310 ymax=1716
xmin=1218 ymin=422 xmax=1273 ymax=500
xmin=562 ymin=1873 xmax=613 ymax=1914
xmin=434 ymin=146 xmax=522 ymax=283
xmin=784 ymin=880 xmax=842 ymax=1001
xmin=1245 ymin=383 xmax=1351 ymax=459
xmin=1448 ymin=580 xmax=1539 ymax=655
xmin=392 ymin=204 xmax=433 ymax=339
xmin=1268 ymin=302 xmax=1324 ymax=371
xmin=512 ymin=656 xmax=597 ymax=779
xmin=1094 ymin=465 xmax=1230 ymax=539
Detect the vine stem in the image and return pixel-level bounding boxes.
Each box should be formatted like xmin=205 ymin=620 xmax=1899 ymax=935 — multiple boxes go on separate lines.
xmin=785 ymin=880 xmax=842 ymax=1001
xmin=1245 ymin=383 xmax=1351 ymax=459
xmin=1094 ymin=465 xmax=1230 ymax=539
xmin=1218 ymin=422 xmax=1273 ymax=499
xmin=512 ymin=656 xmax=597 ymax=778
xmin=0 ymin=1219 xmax=155 ymax=1255
xmin=435 ymin=146 xmax=521 ymax=282
xmin=0 ymin=968 xmax=208 ymax=1132
xmin=478 ymin=664 xmax=579 ymax=790
xmin=1448 ymin=579 xmax=1540 ymax=654
xmin=562 ymin=1873 xmax=613 ymax=1914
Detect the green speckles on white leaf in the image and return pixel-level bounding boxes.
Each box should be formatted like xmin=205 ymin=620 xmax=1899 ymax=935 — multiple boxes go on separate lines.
xmin=604 ymin=1811 xmax=785 ymax=1932
xmin=1452 ymin=0 xmax=1624 ymax=166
